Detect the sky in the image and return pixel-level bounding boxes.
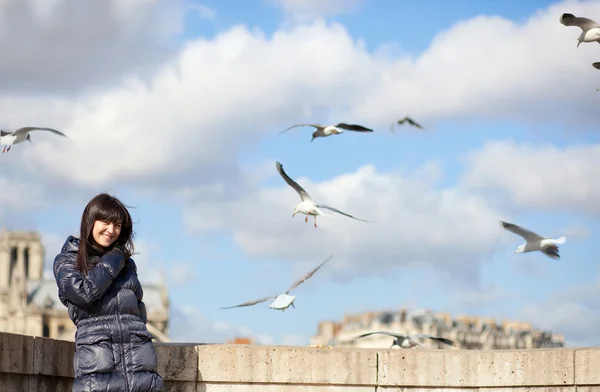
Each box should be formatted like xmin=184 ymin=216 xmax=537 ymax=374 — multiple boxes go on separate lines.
xmin=1 ymin=0 xmax=600 ymax=347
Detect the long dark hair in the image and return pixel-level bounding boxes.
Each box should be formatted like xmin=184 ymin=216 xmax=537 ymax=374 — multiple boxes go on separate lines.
xmin=75 ymin=193 xmax=135 ymax=275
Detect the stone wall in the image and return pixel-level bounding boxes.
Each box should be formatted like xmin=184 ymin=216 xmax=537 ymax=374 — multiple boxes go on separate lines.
xmin=0 ymin=331 xmax=598 ymax=391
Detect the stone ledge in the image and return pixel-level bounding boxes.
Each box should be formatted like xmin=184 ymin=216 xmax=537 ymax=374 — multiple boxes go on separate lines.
xmin=196 ymin=345 xmax=378 ymax=385
xmin=378 ymin=348 xmax=575 ymax=387
xmin=1 ymin=332 xmax=600 ymax=390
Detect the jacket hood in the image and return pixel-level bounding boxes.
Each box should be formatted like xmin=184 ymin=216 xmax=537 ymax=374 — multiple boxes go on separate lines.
xmin=61 ymin=235 xmax=80 ymax=254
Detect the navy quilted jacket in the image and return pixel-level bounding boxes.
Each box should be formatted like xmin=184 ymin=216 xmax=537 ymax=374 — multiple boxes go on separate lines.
xmin=53 ymin=235 xmax=164 ymax=392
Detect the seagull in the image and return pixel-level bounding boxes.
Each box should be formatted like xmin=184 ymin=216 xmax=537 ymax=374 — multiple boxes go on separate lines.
xmin=276 ymin=161 xmax=368 ymax=228
xmin=0 ymin=126 xmax=68 ymax=153
xmin=349 ymin=331 xmax=455 ymax=349
xmin=220 ymin=255 xmax=333 ymax=311
xmin=500 ymin=220 xmax=566 ymax=260
xmin=390 ymin=116 xmax=424 ymax=133
xmin=279 ymin=122 xmax=373 ymax=142
xmin=559 ymin=13 xmax=600 ymax=47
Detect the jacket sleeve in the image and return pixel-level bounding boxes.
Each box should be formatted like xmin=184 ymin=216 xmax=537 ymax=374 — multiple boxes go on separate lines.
xmin=127 ymin=259 xmax=148 ymax=324
xmin=53 ymin=248 xmax=127 ymax=309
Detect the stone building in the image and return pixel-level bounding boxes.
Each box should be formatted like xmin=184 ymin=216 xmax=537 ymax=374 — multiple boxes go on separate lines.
xmin=0 ymin=226 xmax=171 ymax=342
xmin=311 ymin=308 xmax=565 ymax=349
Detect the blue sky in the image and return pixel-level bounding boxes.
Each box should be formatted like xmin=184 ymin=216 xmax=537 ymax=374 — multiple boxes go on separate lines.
xmin=2 ymin=0 xmax=600 ymax=347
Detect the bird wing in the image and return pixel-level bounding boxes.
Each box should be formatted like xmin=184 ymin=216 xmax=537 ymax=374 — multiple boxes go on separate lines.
xmin=279 ymin=123 xmax=322 ymax=134
xmin=285 ymin=255 xmax=333 ymax=294
xmin=219 ymin=295 xmax=275 ymax=309
xmin=276 ymin=161 xmax=313 ymax=202
xmin=410 ymin=333 xmax=455 ymax=346
xmin=350 ymin=331 xmax=404 ymax=341
xmin=560 ymin=13 xmax=600 ymax=30
xmin=334 ymin=123 xmax=374 ymax=132
xmin=397 ymin=116 xmax=424 ymax=129
xmin=13 ymin=127 xmax=68 ymax=138
xmin=541 ymin=244 xmax=560 ymax=260
xmin=0 ymin=130 xmax=9 ymax=137
xmin=500 ymin=221 xmax=544 ymax=241
xmin=593 ymin=62 xmax=600 ymax=70
xmin=316 ymin=204 xmax=368 ymax=222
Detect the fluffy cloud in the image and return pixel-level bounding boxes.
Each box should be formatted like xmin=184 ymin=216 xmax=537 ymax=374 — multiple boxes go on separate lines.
xmin=1 ymin=0 xmax=599 ymax=199
xmin=517 ymin=275 xmax=600 ymax=347
xmin=270 ymin=0 xmax=365 ymax=20
xmin=461 ymin=140 xmax=600 ymax=214
xmin=182 ymin=161 xmax=510 ymax=285
xmin=0 ymin=0 xmax=184 ymax=95
xmin=170 ymin=305 xmax=278 ymax=344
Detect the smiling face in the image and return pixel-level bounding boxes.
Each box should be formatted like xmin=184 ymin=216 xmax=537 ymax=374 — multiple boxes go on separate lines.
xmin=91 ymin=219 xmax=122 ymax=248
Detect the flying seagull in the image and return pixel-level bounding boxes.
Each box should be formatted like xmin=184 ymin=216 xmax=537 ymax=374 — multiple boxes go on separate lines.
xmin=220 ymin=255 xmax=333 ymax=311
xmin=0 ymin=126 xmax=68 ymax=153
xmin=279 ymin=122 xmax=373 ymax=142
xmin=349 ymin=331 xmax=455 ymax=349
xmin=559 ymin=13 xmax=600 ymax=47
xmin=390 ymin=116 xmax=424 ymax=133
xmin=276 ymin=161 xmax=368 ymax=228
xmin=500 ymin=220 xmax=566 ymax=260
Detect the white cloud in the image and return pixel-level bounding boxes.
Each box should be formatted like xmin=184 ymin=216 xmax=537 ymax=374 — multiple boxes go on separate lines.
xmin=190 ymin=3 xmax=216 ymax=20
xmin=461 ymin=140 xmax=600 ymax=214
xmin=170 ymin=263 xmax=196 ymax=285
xmin=0 ymin=0 xmax=184 ymax=94
xmin=270 ymin=0 xmax=365 ymax=21
xmin=517 ymin=275 xmax=600 ymax=347
xmin=1 ymin=0 xmax=599 ymax=200
xmin=183 ymin=161 xmax=510 ymax=285
xmin=170 ymin=305 xmax=277 ymax=344
xmin=131 ymin=239 xmax=164 ymax=285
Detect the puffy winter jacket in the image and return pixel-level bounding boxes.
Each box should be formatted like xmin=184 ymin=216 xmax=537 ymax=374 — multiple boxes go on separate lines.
xmin=53 ymin=235 xmax=164 ymax=392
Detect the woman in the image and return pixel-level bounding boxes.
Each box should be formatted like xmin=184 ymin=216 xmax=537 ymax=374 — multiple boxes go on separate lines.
xmin=53 ymin=193 xmax=164 ymax=392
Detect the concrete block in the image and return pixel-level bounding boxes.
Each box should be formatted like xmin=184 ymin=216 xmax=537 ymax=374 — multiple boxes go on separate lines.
xmin=196 ymin=345 xmax=377 ymax=385
xmin=0 ymin=373 xmax=28 ymax=391
xmin=378 ymin=348 xmax=574 ymax=387
xmin=162 ymin=380 xmax=198 ymax=392
xmin=28 ymin=374 xmax=73 ymax=392
xmin=575 ymin=348 xmax=600 ymax=385
xmin=33 ymin=336 xmax=75 ymax=378
xmin=0 ymin=332 xmax=34 ymax=375
xmin=202 ymin=384 xmax=375 ymax=392
xmin=155 ymin=343 xmax=199 ymax=382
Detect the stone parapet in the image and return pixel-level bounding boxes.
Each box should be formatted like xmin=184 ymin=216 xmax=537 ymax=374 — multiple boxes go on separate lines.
xmin=0 ymin=332 xmax=596 ymax=391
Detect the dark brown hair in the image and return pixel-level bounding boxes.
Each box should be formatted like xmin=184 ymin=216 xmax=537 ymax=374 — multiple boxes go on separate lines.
xmin=75 ymin=193 xmax=135 ymax=275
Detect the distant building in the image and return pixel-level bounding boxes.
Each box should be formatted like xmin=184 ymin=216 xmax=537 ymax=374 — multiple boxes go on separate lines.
xmin=0 ymin=227 xmax=171 ymax=342
xmin=311 ymin=308 xmax=565 ymax=349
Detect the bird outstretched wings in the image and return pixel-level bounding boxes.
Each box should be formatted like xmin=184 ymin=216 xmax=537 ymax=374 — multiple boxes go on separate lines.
xmin=560 ymin=13 xmax=600 ymax=30
xmin=276 ymin=161 xmax=313 ymax=202
xmin=219 ymin=296 xmax=275 ymax=310
xmin=285 ymin=255 xmax=333 ymax=294
xmin=316 ymin=204 xmax=368 ymax=222
xmin=500 ymin=221 xmax=544 ymax=241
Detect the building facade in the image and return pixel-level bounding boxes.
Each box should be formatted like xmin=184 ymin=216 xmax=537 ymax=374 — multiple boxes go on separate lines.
xmin=0 ymin=226 xmax=171 ymax=342
xmin=311 ymin=308 xmax=565 ymax=349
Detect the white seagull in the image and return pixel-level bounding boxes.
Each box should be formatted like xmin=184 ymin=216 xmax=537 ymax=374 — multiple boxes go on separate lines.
xmin=220 ymin=255 xmax=333 ymax=311
xmin=500 ymin=220 xmax=566 ymax=260
xmin=559 ymin=13 xmax=600 ymax=47
xmin=349 ymin=331 xmax=455 ymax=349
xmin=390 ymin=116 xmax=424 ymax=133
xmin=0 ymin=126 xmax=68 ymax=153
xmin=279 ymin=122 xmax=373 ymax=142
xmin=276 ymin=161 xmax=368 ymax=228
